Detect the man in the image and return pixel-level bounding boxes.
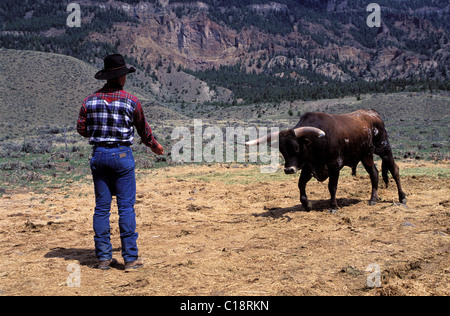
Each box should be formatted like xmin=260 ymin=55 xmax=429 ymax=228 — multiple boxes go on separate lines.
xmin=77 ymin=54 xmax=164 ymax=271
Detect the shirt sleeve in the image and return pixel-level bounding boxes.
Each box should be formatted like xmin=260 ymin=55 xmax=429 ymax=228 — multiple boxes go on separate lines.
xmin=76 ymin=101 xmax=88 ymax=138
xmin=133 ymin=101 xmax=164 ymax=155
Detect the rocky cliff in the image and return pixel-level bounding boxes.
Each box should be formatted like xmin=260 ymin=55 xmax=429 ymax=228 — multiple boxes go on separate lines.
xmin=95 ymin=0 xmax=449 ymax=83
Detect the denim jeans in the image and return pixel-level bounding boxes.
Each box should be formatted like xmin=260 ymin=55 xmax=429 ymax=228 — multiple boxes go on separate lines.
xmin=90 ymin=146 xmax=138 ymax=263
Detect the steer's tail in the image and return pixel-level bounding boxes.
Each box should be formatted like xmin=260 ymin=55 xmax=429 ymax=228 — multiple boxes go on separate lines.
xmin=374 ymin=130 xmax=397 ymax=189
xmin=381 ymin=159 xmax=390 ymax=188
xmin=377 ymin=141 xmax=391 ymax=188
xmin=372 ymin=119 xmax=392 ymax=188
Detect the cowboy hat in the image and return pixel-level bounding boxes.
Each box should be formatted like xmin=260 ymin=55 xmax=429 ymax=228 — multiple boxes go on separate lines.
xmin=94 ymin=54 xmax=136 ymax=80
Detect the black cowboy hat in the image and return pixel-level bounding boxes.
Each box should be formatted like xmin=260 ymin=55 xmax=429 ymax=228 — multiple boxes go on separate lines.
xmin=94 ymin=54 xmax=136 ymax=80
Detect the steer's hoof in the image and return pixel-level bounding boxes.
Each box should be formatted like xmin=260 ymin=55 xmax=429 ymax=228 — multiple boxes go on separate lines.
xmin=300 ymin=198 xmax=312 ymax=212
xmin=401 ymin=198 xmax=407 ymax=205
xmin=327 ymin=208 xmax=338 ymax=214
xmin=368 ymin=200 xmax=377 ymax=206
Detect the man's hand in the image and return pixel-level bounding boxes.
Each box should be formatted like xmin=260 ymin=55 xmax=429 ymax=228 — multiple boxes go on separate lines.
xmin=152 ymin=143 xmax=164 ymax=156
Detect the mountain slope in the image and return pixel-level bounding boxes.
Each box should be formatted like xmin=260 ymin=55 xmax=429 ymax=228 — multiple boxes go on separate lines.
xmin=0 ymin=49 xmax=162 ymax=137
xmin=109 ymin=0 xmax=449 ymax=82
xmin=0 ymin=49 xmax=99 ymax=131
xmin=0 ymin=0 xmax=449 ymax=105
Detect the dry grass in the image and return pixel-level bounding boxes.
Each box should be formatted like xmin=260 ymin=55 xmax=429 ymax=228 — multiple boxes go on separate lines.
xmin=0 ymin=161 xmax=448 ymax=296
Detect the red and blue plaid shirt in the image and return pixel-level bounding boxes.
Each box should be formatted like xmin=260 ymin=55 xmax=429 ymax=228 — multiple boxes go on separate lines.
xmin=77 ymin=83 xmax=162 ymax=154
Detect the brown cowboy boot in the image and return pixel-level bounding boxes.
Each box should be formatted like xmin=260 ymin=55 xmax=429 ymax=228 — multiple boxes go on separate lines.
xmin=97 ymin=258 xmax=118 ymax=270
xmin=124 ymin=258 xmax=144 ymax=271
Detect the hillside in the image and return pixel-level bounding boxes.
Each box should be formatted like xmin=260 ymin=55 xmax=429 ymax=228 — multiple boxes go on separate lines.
xmin=0 ymin=49 xmax=98 ymax=136
xmin=0 ymin=49 xmax=177 ymax=137
xmin=0 ymin=0 xmax=449 ymax=104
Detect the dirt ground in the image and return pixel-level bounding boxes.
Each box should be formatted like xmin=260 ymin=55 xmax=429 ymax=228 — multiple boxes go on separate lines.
xmin=0 ymin=161 xmax=449 ymax=296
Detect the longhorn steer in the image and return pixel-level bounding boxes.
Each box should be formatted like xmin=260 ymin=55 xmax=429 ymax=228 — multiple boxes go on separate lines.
xmin=247 ymin=109 xmax=407 ymax=211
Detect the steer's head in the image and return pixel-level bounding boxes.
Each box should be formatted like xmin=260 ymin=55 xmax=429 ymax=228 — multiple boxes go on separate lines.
xmin=246 ymin=127 xmax=325 ymax=175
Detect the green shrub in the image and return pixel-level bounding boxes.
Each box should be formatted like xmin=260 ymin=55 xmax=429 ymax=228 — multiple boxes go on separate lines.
xmin=21 ymin=140 xmax=53 ymax=154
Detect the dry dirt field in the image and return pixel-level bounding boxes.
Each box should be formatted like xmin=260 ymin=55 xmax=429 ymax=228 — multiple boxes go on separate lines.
xmin=0 ymin=161 xmax=449 ymax=296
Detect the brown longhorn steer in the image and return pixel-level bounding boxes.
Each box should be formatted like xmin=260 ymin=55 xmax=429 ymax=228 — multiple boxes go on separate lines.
xmin=246 ymin=109 xmax=406 ymax=211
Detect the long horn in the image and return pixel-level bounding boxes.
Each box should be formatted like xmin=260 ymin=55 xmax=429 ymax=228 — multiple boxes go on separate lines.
xmin=293 ymin=127 xmax=326 ymax=138
xmin=245 ymin=131 xmax=280 ymax=146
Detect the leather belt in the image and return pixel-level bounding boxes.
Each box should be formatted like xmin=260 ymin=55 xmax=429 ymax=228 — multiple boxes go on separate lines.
xmin=94 ymin=142 xmax=131 ymax=148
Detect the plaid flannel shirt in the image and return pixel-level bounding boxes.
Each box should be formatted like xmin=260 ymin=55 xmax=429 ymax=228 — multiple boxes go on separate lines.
xmin=77 ymin=83 xmax=162 ymax=153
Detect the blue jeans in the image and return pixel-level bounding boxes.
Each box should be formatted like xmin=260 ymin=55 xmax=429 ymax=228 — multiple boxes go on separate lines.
xmin=90 ymin=146 xmax=138 ymax=263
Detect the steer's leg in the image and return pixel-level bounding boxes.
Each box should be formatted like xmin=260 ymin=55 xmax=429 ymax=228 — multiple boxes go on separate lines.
xmin=383 ymin=155 xmax=407 ymax=204
xmin=328 ymin=166 xmax=340 ymax=210
xmin=362 ymin=155 xmax=379 ymax=205
xmin=374 ymin=128 xmax=407 ymax=204
xmin=379 ymin=148 xmax=407 ymax=204
xmin=298 ymin=168 xmax=312 ymax=211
